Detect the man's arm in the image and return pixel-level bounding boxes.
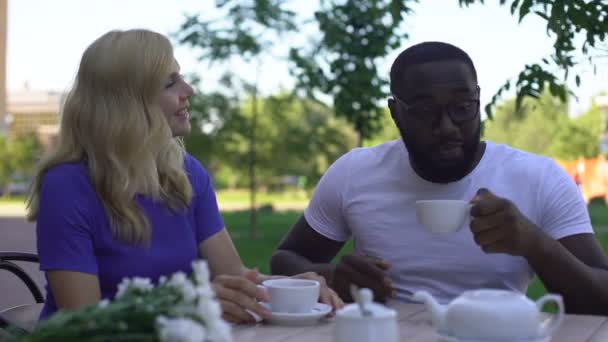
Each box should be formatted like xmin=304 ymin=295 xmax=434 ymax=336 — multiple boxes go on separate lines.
xmin=270 ymin=215 xmax=345 ymax=285
xmin=470 ymin=189 xmax=608 ymax=315
xmin=271 ymin=215 xmax=395 ymax=302
xmin=528 ymin=233 xmax=608 ymax=315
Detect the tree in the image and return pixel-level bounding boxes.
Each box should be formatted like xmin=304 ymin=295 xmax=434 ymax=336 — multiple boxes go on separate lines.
xmin=363 ymin=107 xmax=400 ymax=147
xmin=183 ymin=74 xmax=247 ymax=186
xmin=289 ymin=0 xmax=415 ymax=145
xmin=185 ymin=82 xmax=358 ymax=190
xmin=0 ymin=135 xmax=42 ymax=195
xmin=483 ymin=91 xmax=602 ymax=161
xmin=185 ymin=0 xmax=607 ymax=142
xmin=176 ymin=1 xmax=298 ymax=238
xmin=0 ymin=137 xmax=11 ymax=189
xmin=260 ymin=93 xmax=358 ymax=186
xmin=459 ymin=0 xmax=608 ymax=117
xmin=549 ymin=104 xmax=602 ymax=160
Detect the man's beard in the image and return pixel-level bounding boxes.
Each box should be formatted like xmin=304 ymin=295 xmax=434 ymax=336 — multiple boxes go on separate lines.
xmin=399 ymin=124 xmax=481 ymax=184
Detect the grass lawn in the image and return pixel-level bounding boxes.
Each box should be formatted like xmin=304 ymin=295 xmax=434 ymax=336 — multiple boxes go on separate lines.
xmin=225 ymin=200 xmax=608 ymax=300
xmin=0 ymin=196 xmax=26 ymax=204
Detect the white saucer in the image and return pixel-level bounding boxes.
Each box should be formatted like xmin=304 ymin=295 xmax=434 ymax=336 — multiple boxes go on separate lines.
xmin=260 ymin=302 xmax=332 ymax=326
xmin=437 ymin=331 xmax=551 ymax=342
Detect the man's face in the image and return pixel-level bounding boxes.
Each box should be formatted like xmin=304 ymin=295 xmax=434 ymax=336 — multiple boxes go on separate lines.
xmin=389 ymin=60 xmax=481 ymax=183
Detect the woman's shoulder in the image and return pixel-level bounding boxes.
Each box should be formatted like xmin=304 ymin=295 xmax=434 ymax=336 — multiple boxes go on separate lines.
xmin=43 ymin=161 xmax=89 ymax=184
xmin=41 ymin=161 xmax=94 ymax=197
xmin=183 ymin=153 xmax=210 ymax=177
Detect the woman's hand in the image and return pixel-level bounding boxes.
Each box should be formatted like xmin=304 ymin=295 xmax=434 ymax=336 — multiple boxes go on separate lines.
xmin=292 ymin=272 xmax=344 ymax=313
xmin=212 ymin=270 xmax=271 ymax=324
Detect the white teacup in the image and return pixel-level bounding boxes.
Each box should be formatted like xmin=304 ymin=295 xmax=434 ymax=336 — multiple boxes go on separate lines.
xmin=262 ymin=278 xmax=320 ymax=313
xmin=416 ymin=200 xmax=471 ymax=234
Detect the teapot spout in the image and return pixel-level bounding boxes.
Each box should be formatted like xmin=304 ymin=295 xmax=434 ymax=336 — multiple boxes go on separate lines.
xmin=413 ymin=290 xmax=446 ymax=331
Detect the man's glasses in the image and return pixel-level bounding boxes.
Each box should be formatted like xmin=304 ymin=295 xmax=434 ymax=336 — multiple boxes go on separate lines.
xmin=392 ymin=86 xmax=480 ymax=124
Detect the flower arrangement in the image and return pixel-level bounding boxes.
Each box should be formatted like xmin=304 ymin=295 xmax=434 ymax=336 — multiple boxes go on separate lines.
xmin=9 ymin=261 xmax=232 ymax=342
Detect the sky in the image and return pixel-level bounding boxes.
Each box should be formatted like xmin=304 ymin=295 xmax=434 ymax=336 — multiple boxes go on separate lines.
xmin=6 ymin=0 xmax=607 ymax=116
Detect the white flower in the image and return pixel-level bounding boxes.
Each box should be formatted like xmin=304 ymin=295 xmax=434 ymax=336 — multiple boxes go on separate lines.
xmin=98 ymin=299 xmax=110 ymax=309
xmin=195 ymin=285 xmax=215 ymax=300
xmin=192 ymin=260 xmax=211 ymax=285
xmin=196 ymin=300 xmax=222 ymax=321
xmin=206 ymin=320 xmax=232 ymax=342
xmin=195 ymin=297 xmax=231 ymax=342
xmin=168 ymin=272 xmax=188 ymax=287
xmin=157 ymin=316 xmax=207 ymax=342
xmin=116 ymin=277 xmax=154 ymax=298
xmin=167 ymin=272 xmax=198 ymax=303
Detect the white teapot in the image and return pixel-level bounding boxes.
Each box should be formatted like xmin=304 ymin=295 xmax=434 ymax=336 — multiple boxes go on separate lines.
xmin=413 ymin=289 xmax=564 ymax=340
xmin=335 ymin=288 xmax=399 ymax=342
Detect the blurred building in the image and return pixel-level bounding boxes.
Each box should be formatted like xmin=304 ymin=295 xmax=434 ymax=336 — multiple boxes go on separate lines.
xmin=5 ymin=85 xmax=63 ymax=148
xmin=1 ymin=0 xmax=62 ymax=149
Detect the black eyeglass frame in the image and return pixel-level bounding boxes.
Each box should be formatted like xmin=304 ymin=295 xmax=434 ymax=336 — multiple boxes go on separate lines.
xmin=392 ymin=85 xmax=481 ymax=124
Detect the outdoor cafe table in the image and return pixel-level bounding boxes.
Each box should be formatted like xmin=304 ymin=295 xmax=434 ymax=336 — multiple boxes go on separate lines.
xmin=232 ymin=303 xmax=608 ymax=342
xmin=2 ymin=302 xmax=608 ymax=341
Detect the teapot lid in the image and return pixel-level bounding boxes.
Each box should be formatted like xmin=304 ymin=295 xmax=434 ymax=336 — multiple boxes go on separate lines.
xmin=337 ymin=288 xmax=396 ymax=320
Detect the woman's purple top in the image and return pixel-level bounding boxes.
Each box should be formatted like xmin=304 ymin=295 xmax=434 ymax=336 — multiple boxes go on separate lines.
xmin=36 ymin=154 xmax=224 ymax=319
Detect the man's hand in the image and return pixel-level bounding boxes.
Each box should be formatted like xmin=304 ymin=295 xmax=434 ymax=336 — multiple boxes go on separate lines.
xmin=470 ymin=188 xmax=542 ymax=256
xmin=332 ymin=254 xmax=395 ymax=303
xmin=212 ymin=270 xmax=271 ymax=324
xmin=292 ymin=272 xmax=344 ymax=313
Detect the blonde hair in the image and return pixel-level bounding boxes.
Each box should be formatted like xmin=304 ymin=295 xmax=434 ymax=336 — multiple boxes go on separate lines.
xmin=26 ymin=29 xmax=193 ymax=244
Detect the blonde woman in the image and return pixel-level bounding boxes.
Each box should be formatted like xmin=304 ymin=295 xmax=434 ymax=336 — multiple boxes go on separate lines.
xmin=26 ymin=29 xmax=342 ymax=324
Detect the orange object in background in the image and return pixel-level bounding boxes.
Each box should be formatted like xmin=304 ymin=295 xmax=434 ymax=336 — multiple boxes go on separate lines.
xmin=556 ymin=157 xmax=608 ymax=204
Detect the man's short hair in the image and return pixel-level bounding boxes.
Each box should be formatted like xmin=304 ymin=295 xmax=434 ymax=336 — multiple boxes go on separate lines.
xmin=390 ymin=41 xmax=477 ymax=95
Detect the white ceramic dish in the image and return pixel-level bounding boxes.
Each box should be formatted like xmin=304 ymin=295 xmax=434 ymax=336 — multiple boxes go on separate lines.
xmin=260 ymin=302 xmax=331 ymax=326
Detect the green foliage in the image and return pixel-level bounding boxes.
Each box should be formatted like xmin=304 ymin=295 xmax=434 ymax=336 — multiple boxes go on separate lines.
xmin=176 ymin=0 xmax=296 ymax=62
xmin=459 ymin=0 xmax=608 ymax=118
xmin=254 ymin=93 xmax=358 ymax=186
xmin=0 ymin=136 xmax=42 ymax=191
xmin=483 ymin=91 xmax=602 ymax=161
xmin=177 ymin=0 xmax=608 ymax=148
xmin=289 ymin=0 xmax=416 ymax=143
xmin=549 ymin=104 xmax=602 ymax=160
xmin=185 ymin=83 xmax=357 ymax=190
xmin=175 ymin=1 xmax=608 ymax=188
xmin=363 ymin=107 xmax=400 ymax=147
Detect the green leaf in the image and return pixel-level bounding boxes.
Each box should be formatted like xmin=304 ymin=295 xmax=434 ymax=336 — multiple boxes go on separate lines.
xmin=510 ymin=0 xmax=521 ymax=15
xmin=534 ymin=10 xmax=549 ymax=21
xmin=518 ymin=0 xmax=534 ymax=22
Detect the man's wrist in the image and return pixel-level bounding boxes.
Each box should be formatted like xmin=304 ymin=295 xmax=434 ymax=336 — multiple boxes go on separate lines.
xmin=523 ymin=225 xmax=555 ymax=260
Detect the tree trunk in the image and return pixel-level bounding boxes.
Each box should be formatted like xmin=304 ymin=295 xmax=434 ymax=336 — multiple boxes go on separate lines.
xmin=357 ymin=130 xmax=363 ymax=147
xmin=249 ymin=85 xmax=258 ymax=239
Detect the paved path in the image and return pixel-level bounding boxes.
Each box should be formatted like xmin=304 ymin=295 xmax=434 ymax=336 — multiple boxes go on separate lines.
xmin=0 ymin=217 xmax=45 ymax=312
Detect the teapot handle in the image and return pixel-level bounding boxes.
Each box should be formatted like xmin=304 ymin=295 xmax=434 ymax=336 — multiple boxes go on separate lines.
xmin=536 ymin=294 xmax=564 ymax=336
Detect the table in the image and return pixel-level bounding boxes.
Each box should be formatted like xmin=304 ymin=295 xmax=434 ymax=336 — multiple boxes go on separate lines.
xmin=232 ymin=303 xmax=608 ymax=342
xmin=3 ymin=303 xmax=607 ymax=341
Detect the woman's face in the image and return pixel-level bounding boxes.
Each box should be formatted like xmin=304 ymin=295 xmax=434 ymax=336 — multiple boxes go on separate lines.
xmin=158 ymin=59 xmax=194 ymax=137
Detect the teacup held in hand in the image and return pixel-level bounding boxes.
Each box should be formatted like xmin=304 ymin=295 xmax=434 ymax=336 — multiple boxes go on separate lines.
xmin=415 ymin=200 xmax=471 ymax=234
xmin=261 ymin=278 xmax=320 ymax=314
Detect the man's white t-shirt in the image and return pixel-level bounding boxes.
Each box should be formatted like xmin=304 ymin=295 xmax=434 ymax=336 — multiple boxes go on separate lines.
xmin=304 ymin=140 xmax=593 ymax=304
